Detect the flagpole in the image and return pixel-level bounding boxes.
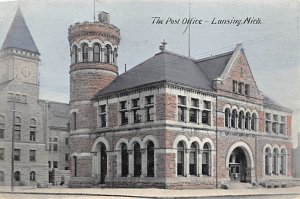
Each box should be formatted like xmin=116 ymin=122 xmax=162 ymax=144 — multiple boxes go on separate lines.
xmin=188 ymin=1 xmax=191 ymax=58
xmin=93 ymin=0 xmax=96 ymax=21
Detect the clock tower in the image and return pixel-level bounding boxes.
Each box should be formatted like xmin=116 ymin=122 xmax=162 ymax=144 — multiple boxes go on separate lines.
xmin=0 ymin=7 xmax=40 ymax=86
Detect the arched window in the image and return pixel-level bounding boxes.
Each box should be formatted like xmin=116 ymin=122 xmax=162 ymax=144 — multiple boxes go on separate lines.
xmin=14 ymin=116 xmax=21 ymax=140
xmin=53 ymin=137 xmax=58 ymax=151
xmin=280 ymin=149 xmax=286 ymax=175
xmin=93 ymin=43 xmax=101 ymax=62
xmin=14 ymin=171 xmax=20 ymax=182
xmin=265 ymin=147 xmax=271 ymax=175
xmin=30 ymin=118 xmax=36 ymax=141
xmin=202 ymin=143 xmax=211 ymax=176
xmin=72 ymin=45 xmax=78 ymax=63
xmin=113 ymin=48 xmax=117 ymax=64
xmin=272 ymin=148 xmax=278 ymax=175
xmin=224 ymin=108 xmax=230 ymax=127
xmin=104 ymin=45 xmax=111 ymax=63
xmin=177 ymin=141 xmax=185 ymax=176
xmin=133 ymin=143 xmax=142 ymax=177
xmin=30 ymin=171 xmax=36 ymax=181
xmin=238 ymin=110 xmax=244 ymax=129
xmin=245 ymin=112 xmax=251 ymax=130
xmin=147 ymin=141 xmax=155 ymax=177
xmin=0 ymin=171 xmax=4 ymax=182
xmin=82 ymin=43 xmax=89 ymax=62
xmin=189 ymin=142 xmax=197 ymax=176
xmin=251 ymin=113 xmax=257 ymax=131
xmin=231 ymin=110 xmax=237 ymax=128
xmin=121 ymin=143 xmax=128 ymax=177
xmin=0 ymin=115 xmax=4 ymax=139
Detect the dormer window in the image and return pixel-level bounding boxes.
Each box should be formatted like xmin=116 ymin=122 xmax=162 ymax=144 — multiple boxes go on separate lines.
xmin=245 ymin=84 xmax=250 ymax=96
xmin=232 ymin=81 xmax=238 ymax=93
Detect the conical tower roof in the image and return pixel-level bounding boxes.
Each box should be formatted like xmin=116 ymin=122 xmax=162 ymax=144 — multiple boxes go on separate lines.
xmin=1 ymin=7 xmax=39 ymax=54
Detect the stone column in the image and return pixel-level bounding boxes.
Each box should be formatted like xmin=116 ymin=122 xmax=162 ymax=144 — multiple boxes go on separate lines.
xmin=269 ymin=154 xmax=272 ymax=175
xmin=78 ymin=48 xmax=82 ymax=62
xmin=128 ymin=150 xmax=134 ymax=177
xmin=185 ymin=149 xmax=190 ymax=177
xmin=141 ymin=149 xmax=147 ymax=177
xmin=198 ymin=149 xmax=202 ymax=176
xmin=116 ymin=150 xmax=121 ymax=177
xmin=89 ymin=47 xmax=93 ymax=62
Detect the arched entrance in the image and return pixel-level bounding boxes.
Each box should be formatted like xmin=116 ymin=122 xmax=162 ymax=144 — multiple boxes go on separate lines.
xmin=228 ymin=147 xmax=250 ymax=182
xmin=95 ymin=143 xmax=107 ymax=184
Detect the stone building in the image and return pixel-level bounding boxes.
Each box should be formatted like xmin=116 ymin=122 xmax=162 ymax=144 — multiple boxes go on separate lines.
xmin=68 ymin=13 xmax=293 ymax=189
xmin=0 ymin=7 xmax=69 ymax=186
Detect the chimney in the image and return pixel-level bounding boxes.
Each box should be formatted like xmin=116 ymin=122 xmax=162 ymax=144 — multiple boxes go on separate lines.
xmin=98 ymin=11 xmax=110 ymax=24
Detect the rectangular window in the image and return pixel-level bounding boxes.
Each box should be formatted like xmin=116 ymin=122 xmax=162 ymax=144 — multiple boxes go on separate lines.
xmin=245 ymin=84 xmax=250 ymax=96
xmin=145 ymin=95 xmax=154 ymax=105
xmin=145 ymin=96 xmax=154 ymax=122
xmin=202 ymin=101 xmax=211 ymax=125
xmin=65 ymin=154 xmax=69 ymax=161
xmin=178 ymin=107 xmax=185 ymax=122
xmin=189 ymin=108 xmax=197 ymax=123
xmin=65 ymin=167 xmax=69 ymax=170
xmin=53 ymin=161 xmax=58 ymax=168
xmin=71 ymin=112 xmax=77 ymax=130
xmin=132 ymin=98 xmax=141 ymax=123
xmin=191 ymin=98 xmax=199 ymax=107
xmin=48 ymin=161 xmax=51 ymax=168
xmin=120 ymin=101 xmax=127 ymax=110
xmin=14 ymin=124 xmax=21 ymax=140
xmin=120 ymin=111 xmax=128 ymax=125
xmin=232 ymin=80 xmax=238 ymax=93
xmin=265 ymin=121 xmax=271 ymax=133
xmin=14 ymin=149 xmax=20 ymax=161
xmin=0 ymin=121 xmax=4 ymax=139
xmin=133 ymin=109 xmax=142 ymax=123
xmin=178 ymin=96 xmax=186 ymax=105
xmin=272 ymin=122 xmax=278 ymax=133
xmin=0 ymin=148 xmax=4 ymax=160
xmin=202 ymin=151 xmax=209 ymax=176
xmin=238 ymin=82 xmax=244 ymax=94
xmin=146 ymin=107 xmax=154 ymax=122
xmin=30 ymin=131 xmax=36 ymax=141
xmin=65 ymin=138 xmax=69 ymax=145
xmin=99 ymin=104 xmax=106 ymax=127
xmin=132 ymin=98 xmax=140 ymax=108
xmin=280 ymin=123 xmax=285 ymax=134
xmin=273 ymin=114 xmax=278 ymax=121
xmin=30 ymin=150 xmax=36 ymax=162
xmin=266 ymin=113 xmax=271 ymax=120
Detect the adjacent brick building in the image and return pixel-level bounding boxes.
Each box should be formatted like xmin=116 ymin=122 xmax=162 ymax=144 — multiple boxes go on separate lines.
xmin=0 ymin=7 xmax=70 ymax=186
xmin=68 ymin=12 xmax=293 ymax=189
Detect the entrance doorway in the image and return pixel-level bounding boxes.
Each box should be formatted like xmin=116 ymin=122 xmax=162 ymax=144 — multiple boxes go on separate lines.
xmin=229 ymin=147 xmax=250 ymax=182
xmin=95 ymin=143 xmax=107 ymax=184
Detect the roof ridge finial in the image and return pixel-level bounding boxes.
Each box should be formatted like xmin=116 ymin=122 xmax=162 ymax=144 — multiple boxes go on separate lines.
xmin=159 ymin=39 xmax=167 ymax=52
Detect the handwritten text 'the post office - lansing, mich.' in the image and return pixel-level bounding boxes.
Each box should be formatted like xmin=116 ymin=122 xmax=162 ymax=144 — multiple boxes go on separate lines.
xmin=151 ymin=17 xmax=262 ymax=26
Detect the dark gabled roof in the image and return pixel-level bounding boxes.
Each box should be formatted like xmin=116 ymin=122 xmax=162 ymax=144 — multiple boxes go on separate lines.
xmin=95 ymin=50 xmax=213 ymax=97
xmin=195 ymin=51 xmax=233 ymax=82
xmin=263 ymin=95 xmax=293 ymax=113
xmin=1 ymin=7 xmax=39 ymax=54
xmin=96 ymin=51 xmax=212 ymax=97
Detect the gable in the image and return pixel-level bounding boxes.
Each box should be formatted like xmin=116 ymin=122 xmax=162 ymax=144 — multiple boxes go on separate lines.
xmin=217 ymin=46 xmax=263 ymax=104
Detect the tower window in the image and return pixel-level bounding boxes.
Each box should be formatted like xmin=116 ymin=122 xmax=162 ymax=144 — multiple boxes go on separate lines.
xmin=72 ymin=45 xmax=78 ymax=63
xmin=93 ymin=43 xmax=101 ymax=62
xmin=82 ymin=43 xmax=89 ymax=62
xmin=105 ymin=45 xmax=111 ymax=63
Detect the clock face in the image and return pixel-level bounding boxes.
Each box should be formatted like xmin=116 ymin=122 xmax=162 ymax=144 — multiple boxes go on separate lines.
xmin=21 ymin=68 xmax=31 ymax=78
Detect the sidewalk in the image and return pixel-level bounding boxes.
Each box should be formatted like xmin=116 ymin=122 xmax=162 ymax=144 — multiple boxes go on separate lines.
xmin=0 ymin=186 xmax=300 ymax=198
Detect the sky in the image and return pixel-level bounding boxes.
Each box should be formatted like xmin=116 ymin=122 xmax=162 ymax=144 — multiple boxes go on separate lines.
xmin=0 ymin=0 xmax=299 ymax=144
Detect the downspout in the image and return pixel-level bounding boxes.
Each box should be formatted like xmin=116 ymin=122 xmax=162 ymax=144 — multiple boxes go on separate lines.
xmin=215 ymin=94 xmax=218 ymax=189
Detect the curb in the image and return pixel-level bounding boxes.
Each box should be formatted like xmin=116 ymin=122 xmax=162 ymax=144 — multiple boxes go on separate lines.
xmin=0 ymin=191 xmax=300 ymax=198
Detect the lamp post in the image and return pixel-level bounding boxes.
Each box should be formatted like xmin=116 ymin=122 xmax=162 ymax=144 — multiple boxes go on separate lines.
xmin=10 ymin=98 xmax=16 ymax=192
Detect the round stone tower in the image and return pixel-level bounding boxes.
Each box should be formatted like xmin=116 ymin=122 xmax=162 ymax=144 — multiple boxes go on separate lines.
xmin=68 ymin=12 xmax=120 ymax=187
